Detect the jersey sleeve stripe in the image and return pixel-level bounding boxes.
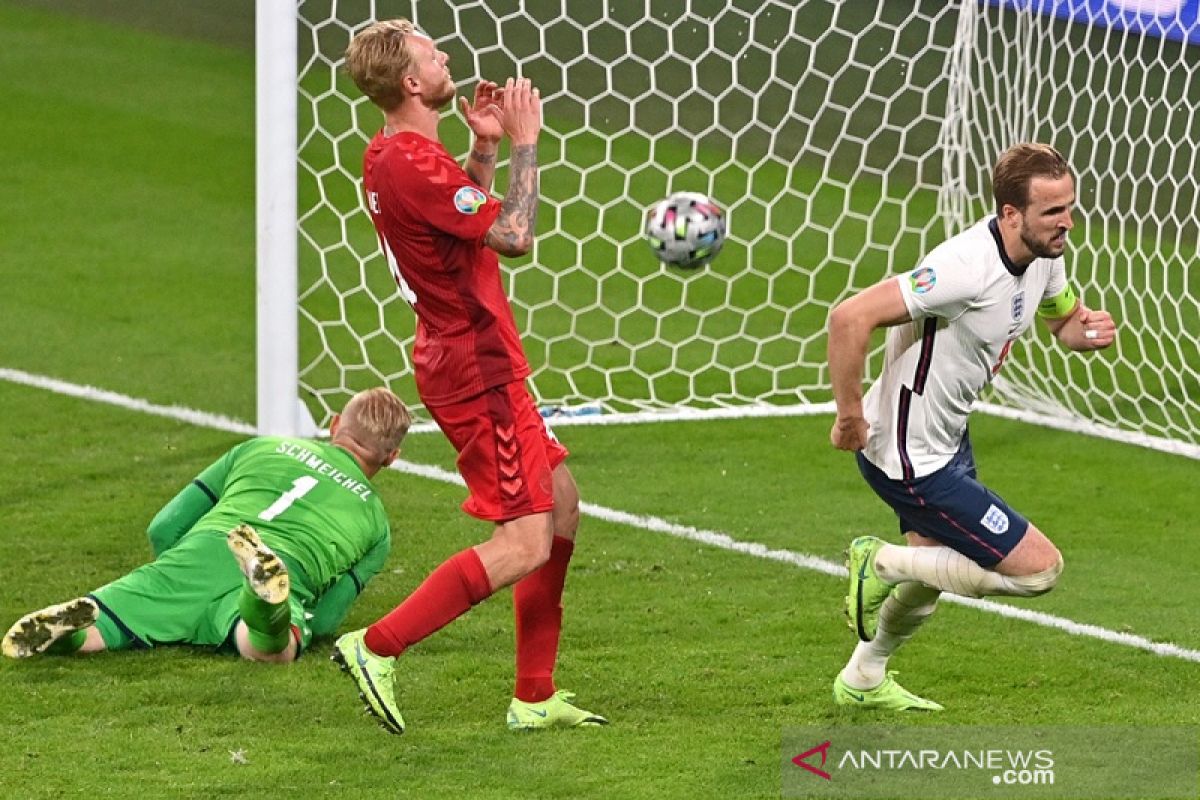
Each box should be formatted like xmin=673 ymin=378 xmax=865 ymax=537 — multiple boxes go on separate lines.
xmin=192 ymin=479 xmax=218 ymax=505
xmin=911 ymin=318 xmax=937 ymax=395
xmin=897 ymin=386 xmax=915 ymax=482
xmin=896 ymin=319 xmax=938 ymax=482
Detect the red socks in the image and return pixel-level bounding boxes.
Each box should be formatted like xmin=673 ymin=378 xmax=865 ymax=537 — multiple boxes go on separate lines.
xmin=361 ymin=535 xmax=576 ymax=704
xmin=364 ymin=547 xmax=493 ymax=657
xmin=513 ymin=535 xmax=574 ymax=702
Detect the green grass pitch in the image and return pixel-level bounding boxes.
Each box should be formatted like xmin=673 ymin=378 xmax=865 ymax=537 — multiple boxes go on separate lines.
xmin=1 ymin=3 xmax=1198 ymax=799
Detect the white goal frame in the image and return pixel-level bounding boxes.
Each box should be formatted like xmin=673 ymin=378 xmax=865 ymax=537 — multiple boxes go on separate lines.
xmin=257 ymin=0 xmax=301 ymax=436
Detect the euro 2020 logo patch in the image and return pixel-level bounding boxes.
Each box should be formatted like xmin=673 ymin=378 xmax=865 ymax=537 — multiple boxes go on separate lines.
xmin=453 ymin=186 xmax=487 ymax=215
xmin=909 ymin=267 xmax=937 ymax=294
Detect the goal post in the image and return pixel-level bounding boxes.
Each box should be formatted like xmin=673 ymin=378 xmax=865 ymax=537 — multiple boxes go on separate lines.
xmin=257 ymin=0 xmax=1198 ymax=459
xmin=255 ymin=0 xmax=299 ymax=436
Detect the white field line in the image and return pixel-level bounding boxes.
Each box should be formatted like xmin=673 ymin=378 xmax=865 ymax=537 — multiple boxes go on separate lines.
xmin=5 ymin=367 xmax=1199 ymax=664
xmin=393 ymin=460 xmax=1200 ymax=664
xmin=0 ymin=368 xmax=255 ymax=435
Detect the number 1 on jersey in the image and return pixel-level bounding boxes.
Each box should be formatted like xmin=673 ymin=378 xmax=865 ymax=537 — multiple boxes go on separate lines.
xmin=259 ymin=476 xmax=319 ymax=521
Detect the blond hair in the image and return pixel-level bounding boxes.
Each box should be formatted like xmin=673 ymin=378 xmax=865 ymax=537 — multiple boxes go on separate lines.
xmin=337 ymin=387 xmax=412 ymax=464
xmin=992 ymin=143 xmax=1071 ymax=214
xmin=344 ymin=19 xmax=418 ymax=111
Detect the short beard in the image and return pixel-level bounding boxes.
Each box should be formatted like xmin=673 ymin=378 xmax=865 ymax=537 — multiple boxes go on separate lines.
xmin=427 ymin=83 xmax=456 ymax=110
xmin=1020 ymin=225 xmax=1065 ymax=259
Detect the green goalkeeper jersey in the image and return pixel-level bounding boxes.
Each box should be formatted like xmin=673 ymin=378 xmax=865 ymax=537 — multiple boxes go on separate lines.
xmin=181 ymin=437 xmax=390 ymax=594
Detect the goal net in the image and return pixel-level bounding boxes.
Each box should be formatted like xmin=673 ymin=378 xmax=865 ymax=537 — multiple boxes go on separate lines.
xmin=941 ymin=1 xmax=1200 ymax=457
xmin=283 ymin=0 xmax=1198 ymax=458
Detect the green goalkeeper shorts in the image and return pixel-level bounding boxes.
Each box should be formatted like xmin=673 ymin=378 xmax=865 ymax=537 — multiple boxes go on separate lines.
xmin=89 ymin=528 xmax=314 ymax=652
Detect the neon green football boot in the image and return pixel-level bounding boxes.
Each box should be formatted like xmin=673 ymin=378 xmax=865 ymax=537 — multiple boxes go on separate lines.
xmin=833 ymin=671 xmax=944 ymax=712
xmin=846 ymin=535 xmax=896 ymax=642
xmin=331 ymin=629 xmax=405 ymax=734
xmin=507 ymin=690 xmax=609 ymax=731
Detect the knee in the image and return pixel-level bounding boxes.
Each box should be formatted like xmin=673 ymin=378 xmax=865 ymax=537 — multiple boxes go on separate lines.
xmin=551 ymin=470 xmax=580 ymax=538
xmin=1007 ymin=553 xmax=1064 ymax=597
xmin=553 ymin=496 xmax=579 ymax=538
xmin=242 ymin=650 xmax=297 ymax=665
xmin=233 ymin=625 xmax=298 ymax=663
xmin=509 ymin=533 xmax=552 ymax=576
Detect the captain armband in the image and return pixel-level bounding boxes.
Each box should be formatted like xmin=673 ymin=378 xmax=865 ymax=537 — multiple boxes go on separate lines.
xmin=1036 ymin=284 xmax=1077 ymax=318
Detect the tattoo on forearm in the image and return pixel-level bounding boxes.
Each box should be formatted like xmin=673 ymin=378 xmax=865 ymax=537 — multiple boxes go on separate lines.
xmin=491 ymin=144 xmax=539 ymax=252
xmin=465 ymin=149 xmax=496 ymax=187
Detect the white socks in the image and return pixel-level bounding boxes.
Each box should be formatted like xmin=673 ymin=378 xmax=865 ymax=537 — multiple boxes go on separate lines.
xmin=873 ymin=543 xmax=1062 ymax=598
xmin=841 ymin=582 xmax=940 ymax=690
xmin=839 ymin=543 xmax=1065 ymax=690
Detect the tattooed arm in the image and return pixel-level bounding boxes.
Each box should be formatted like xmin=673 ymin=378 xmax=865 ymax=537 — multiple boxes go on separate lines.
xmin=484 ymin=77 xmax=542 ymax=257
xmin=465 ymin=145 xmax=498 ymax=191
xmin=484 ymin=143 xmax=538 ymax=256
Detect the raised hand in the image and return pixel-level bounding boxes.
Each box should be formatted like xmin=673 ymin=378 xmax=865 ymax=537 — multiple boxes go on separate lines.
xmin=458 ymin=80 xmax=503 ymax=144
xmin=1077 ymin=306 xmax=1116 ymax=349
xmin=494 ymin=77 xmax=542 ymax=146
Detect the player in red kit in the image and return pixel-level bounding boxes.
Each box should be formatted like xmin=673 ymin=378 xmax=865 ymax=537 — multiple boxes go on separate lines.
xmin=335 ymin=18 xmax=606 ymax=734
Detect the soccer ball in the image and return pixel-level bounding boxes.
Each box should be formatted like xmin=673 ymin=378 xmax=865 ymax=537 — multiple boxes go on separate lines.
xmin=644 ymin=191 xmax=726 ymax=269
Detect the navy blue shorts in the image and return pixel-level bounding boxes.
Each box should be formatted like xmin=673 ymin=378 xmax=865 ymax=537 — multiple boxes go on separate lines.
xmin=856 ymin=435 xmax=1029 ymax=568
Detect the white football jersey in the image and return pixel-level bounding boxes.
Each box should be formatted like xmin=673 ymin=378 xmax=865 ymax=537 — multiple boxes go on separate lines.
xmin=862 ymin=217 xmax=1068 ymax=480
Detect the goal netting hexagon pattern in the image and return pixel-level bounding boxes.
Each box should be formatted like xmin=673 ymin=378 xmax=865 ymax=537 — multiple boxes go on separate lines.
xmin=293 ymin=0 xmax=1198 ymax=456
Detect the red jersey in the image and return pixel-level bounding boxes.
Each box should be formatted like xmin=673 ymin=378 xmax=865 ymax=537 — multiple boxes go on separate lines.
xmin=362 ymin=130 xmax=531 ymax=405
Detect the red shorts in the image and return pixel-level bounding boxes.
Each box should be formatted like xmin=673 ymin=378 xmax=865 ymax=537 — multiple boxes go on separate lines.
xmin=425 ymin=382 xmax=569 ymax=522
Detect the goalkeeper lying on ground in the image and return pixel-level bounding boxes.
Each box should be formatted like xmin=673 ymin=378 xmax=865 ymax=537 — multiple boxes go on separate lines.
xmin=2 ymin=387 xmax=410 ymax=663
